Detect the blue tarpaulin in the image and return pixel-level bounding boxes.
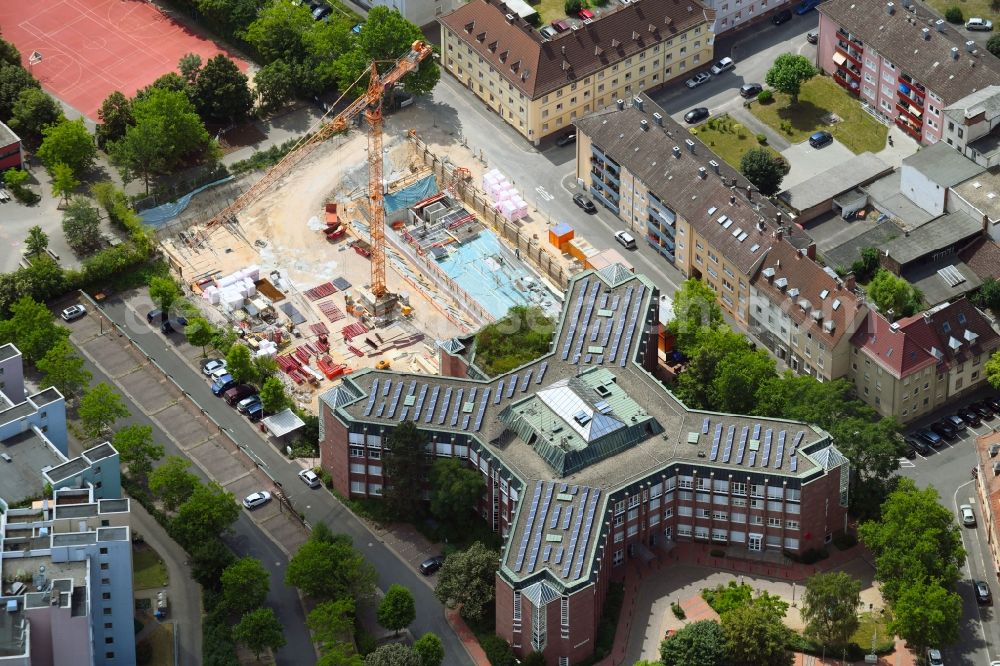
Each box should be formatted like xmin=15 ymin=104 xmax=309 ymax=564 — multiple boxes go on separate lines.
xmin=138 ymin=176 xmax=235 ymax=227
xmin=383 ymin=175 xmax=437 ymax=215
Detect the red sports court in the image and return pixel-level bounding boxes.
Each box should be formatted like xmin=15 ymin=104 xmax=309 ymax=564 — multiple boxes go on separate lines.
xmin=0 ymin=0 xmax=249 ymax=120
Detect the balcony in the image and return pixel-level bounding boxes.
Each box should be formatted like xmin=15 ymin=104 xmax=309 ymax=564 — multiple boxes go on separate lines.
xmin=589 ymin=186 xmax=620 ymax=214
xmin=834 ymin=41 xmax=863 ymax=66
xmin=897 ymin=86 xmax=924 ymax=108
xmin=833 ymin=70 xmax=860 ymax=95
xmin=589 ymin=152 xmax=620 ymax=175
xmin=895 ymin=116 xmax=922 ymax=140
xmin=898 ymin=73 xmax=926 ymax=94
xmin=648 ymin=205 xmax=675 ymax=229
xmin=896 ymin=99 xmax=923 ymax=123
xmin=646 ymin=220 xmax=676 ymax=244
xmin=591 ymin=179 xmax=620 ymax=202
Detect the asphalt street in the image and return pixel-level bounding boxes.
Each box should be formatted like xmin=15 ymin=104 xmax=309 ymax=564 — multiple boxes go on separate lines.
xmin=93 ymin=295 xmax=472 ymax=665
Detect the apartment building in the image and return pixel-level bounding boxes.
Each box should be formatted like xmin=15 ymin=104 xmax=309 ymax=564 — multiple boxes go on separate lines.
xmin=0 ymin=121 xmax=21 ymax=171
xmin=437 ymin=0 xmax=714 ymax=144
xmin=749 ymin=239 xmax=867 ymax=382
xmin=849 ymin=298 xmax=1000 ymax=423
xmin=975 ymin=429 xmax=1000 ymax=581
xmin=319 ymin=266 xmax=851 ymax=664
xmin=573 ymin=93 xmax=818 ymax=329
xmin=817 ymin=0 xmax=1000 ymax=144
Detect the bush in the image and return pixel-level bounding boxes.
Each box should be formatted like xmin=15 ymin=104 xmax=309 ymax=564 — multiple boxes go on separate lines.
xmin=756 ymin=133 xmax=768 ymax=145
xmin=135 ymin=638 xmax=153 ymax=664
xmin=710 ymin=548 xmax=726 ymax=558
xmin=481 ymin=635 xmax=516 ymax=666
xmin=944 ymin=6 xmax=963 ymax=22
xmin=757 ymin=89 xmax=773 ymax=104
xmin=833 ymin=532 xmax=858 ymax=551
xmin=801 ymin=547 xmax=830 ymax=564
xmin=671 ymin=601 xmax=686 ymax=619
xmin=701 ymin=581 xmax=753 ymax=615
xmin=564 ymin=0 xmax=583 ymax=13
xmin=988 ymin=35 xmax=1000 ymax=58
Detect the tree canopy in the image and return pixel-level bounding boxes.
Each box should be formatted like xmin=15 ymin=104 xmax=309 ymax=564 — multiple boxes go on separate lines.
xmin=973 ymin=277 xmax=1000 ymax=313
xmin=0 ymin=63 xmax=40 ymax=121
xmin=429 ymin=458 xmax=484 ymax=529
xmin=190 ymin=54 xmax=254 ymax=124
xmin=148 ymin=455 xmax=200 ymax=512
xmin=674 ymin=327 xmax=755 ymax=410
xmin=413 ymin=633 xmax=444 ymax=666
xmin=801 ymin=572 xmax=862 ymax=648
xmin=232 ymin=607 xmax=286 ymax=660
xmin=112 ymin=424 xmax=164 ymax=484
xmin=377 ymin=584 xmax=415 ymax=636
xmin=764 ymin=53 xmax=817 ymax=102
xmin=259 ymin=376 xmax=289 ymax=413
xmin=62 ymin=198 xmax=104 ymax=255
xmin=308 ymin=597 xmax=359 ymax=662
xmin=866 ymin=269 xmax=923 ymax=318
xmin=37 ymin=118 xmax=97 ymax=178
xmin=739 ymin=148 xmax=785 ymax=196
xmin=221 ymin=557 xmax=270 ymax=615
xmin=382 ymin=420 xmax=427 ymax=519
xmin=364 ymin=643 xmax=421 ymax=666
xmin=285 ymin=528 xmax=376 ymax=601
xmin=434 ymin=542 xmax=499 ymax=623
xmin=185 ymin=317 xmax=216 ymax=356
xmin=659 ymin=619 xmax=727 ymax=666
xmin=720 ymin=598 xmax=794 ymax=666
xmin=474 ymin=305 xmax=554 ymax=376
xmin=668 ymin=278 xmax=723 ymax=353
xmin=36 ymin=338 xmax=91 ymax=398
xmin=78 ymin=382 xmax=130 ymax=439
xmin=9 ymin=88 xmax=62 ymax=145
xmin=23 ymin=226 xmax=48 ymax=258
xmin=889 ymin=577 xmax=962 ymax=653
xmin=96 ymin=91 xmax=134 ymax=147
xmin=0 ymin=296 xmax=68 ymax=363
xmin=170 ymin=481 xmax=240 ymax=549
xmin=226 ymin=343 xmax=255 ymax=384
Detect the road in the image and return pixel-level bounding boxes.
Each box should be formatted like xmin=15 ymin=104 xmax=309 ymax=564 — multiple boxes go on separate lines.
xmin=900 ymin=397 xmax=1000 ymax=666
xmin=94 ymin=295 xmax=472 ymax=665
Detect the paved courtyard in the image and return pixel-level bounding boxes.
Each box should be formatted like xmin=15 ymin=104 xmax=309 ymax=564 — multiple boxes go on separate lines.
xmin=780 ymin=138 xmax=856 ymax=191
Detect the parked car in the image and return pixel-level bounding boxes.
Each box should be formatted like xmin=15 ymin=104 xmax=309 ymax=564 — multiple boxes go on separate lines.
xmin=739 ymin=83 xmax=763 ymax=98
xmin=771 ymin=8 xmax=792 ymax=24
xmin=246 ymin=402 xmax=265 ymax=422
xmin=709 ymin=56 xmax=735 ymax=75
xmin=419 ymin=555 xmax=446 ymax=575
xmin=146 ymin=309 xmax=163 ymax=324
xmin=931 ymin=420 xmax=957 ymax=440
xmin=615 ymin=231 xmax=637 ymax=249
xmin=806 ymin=31 xmax=818 ymax=44
xmin=684 ymin=72 xmax=711 ymax=89
xmin=60 ymin=305 xmax=86 ymax=322
xmin=947 ymin=413 xmax=969 ymax=430
xmin=242 ymin=491 xmax=272 ymax=509
xmin=988 ymin=395 xmax=1000 ymax=412
xmin=161 ymin=316 xmax=187 ymax=334
xmin=902 ymin=443 xmax=916 ymax=459
xmin=237 ymin=395 xmax=261 ymax=414
xmin=551 ymin=19 xmax=571 ymax=31
xmin=809 ymin=130 xmax=833 ymax=148
xmin=955 ymin=410 xmax=978 ymax=427
xmin=298 ymin=469 xmax=321 ymax=488
xmin=224 ymin=385 xmax=257 ymax=407
xmin=556 ymin=132 xmax=576 ymax=147
xmin=201 ymin=359 xmax=226 ymax=376
xmin=960 ymin=503 xmax=976 ymax=527
xmin=540 ymin=25 xmax=559 ymax=38
xmin=916 ymin=428 xmax=943 ymax=447
xmin=906 ymin=437 xmax=930 ymax=456
xmin=578 ymin=8 xmax=594 ymax=19
xmin=966 ymin=17 xmax=993 ymax=30
xmin=795 ymin=0 xmax=821 ymax=14
xmin=976 ymin=580 xmax=992 ymax=604
xmin=926 ymin=648 xmax=944 ymax=666
xmin=212 ymin=374 xmax=236 ymax=396
xmin=312 ymin=3 xmax=332 ymax=19
xmin=209 ymin=366 xmax=231 ymax=382
xmin=972 ymin=400 xmax=995 ymax=419
xmin=573 ymin=193 xmax=597 ymax=213
xmin=684 ymin=107 xmax=710 ymax=123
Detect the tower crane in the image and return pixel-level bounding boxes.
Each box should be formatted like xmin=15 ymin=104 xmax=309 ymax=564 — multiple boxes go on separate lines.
xmin=206 ymin=40 xmax=435 ymax=311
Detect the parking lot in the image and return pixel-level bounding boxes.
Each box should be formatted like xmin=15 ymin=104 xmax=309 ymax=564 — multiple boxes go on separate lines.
xmin=901 ymin=396 xmax=1000 ymax=467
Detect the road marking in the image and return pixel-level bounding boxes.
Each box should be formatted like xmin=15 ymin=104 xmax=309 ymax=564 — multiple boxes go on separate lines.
xmin=953 ymin=480 xmax=991 ymax=662
xmin=898 ymin=459 xmax=915 ymax=468
xmin=535 ymin=186 xmax=554 ymax=201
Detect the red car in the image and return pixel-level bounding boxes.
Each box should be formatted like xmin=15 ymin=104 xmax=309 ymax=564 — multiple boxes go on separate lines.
xmin=578 ymin=8 xmax=594 ymax=19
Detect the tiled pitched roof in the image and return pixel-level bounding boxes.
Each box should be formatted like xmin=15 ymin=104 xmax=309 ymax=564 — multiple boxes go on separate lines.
xmin=0 ymin=121 xmax=19 ymax=148
xmin=959 ymin=236 xmax=1000 ymax=281
xmin=751 ymin=240 xmax=864 ymax=347
xmin=852 ymin=298 xmax=1000 ymax=378
xmin=818 ymin=0 xmax=1000 ymax=104
xmin=438 ymin=0 xmax=714 ymax=99
xmin=575 ymin=95 xmax=783 ymax=274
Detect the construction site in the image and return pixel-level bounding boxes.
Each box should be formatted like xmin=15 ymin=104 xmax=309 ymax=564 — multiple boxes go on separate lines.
xmin=156 ymin=43 xmax=578 ymax=410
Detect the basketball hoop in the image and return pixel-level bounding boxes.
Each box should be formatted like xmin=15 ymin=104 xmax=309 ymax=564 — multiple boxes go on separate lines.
xmin=27 ymin=51 xmax=42 ymax=73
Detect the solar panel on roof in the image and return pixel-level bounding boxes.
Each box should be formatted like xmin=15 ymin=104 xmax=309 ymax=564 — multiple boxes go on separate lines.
xmin=752 ymin=424 xmax=761 ymax=440
xmin=376 ymin=401 xmax=386 ymax=417
xmin=467 ymin=388 xmax=477 ymax=403
xmin=761 ymin=429 xmax=772 ymax=468
xmin=607 ymin=286 xmax=634 ymax=361
xmin=461 ymin=415 xmax=470 ymax=429
xmin=561 ymin=488 xmax=589 ymax=578
xmin=412 ymin=384 xmax=428 ymax=421
xmin=572 ymin=489 xmax=601 ymax=579
xmin=549 ymin=505 xmax=562 ymax=529
xmin=723 ymin=425 xmax=735 ymax=463
xmin=400 ymin=407 xmax=409 ymax=421
xmin=536 ymin=362 xmax=548 ymax=384
xmin=474 ymin=388 xmax=491 ymax=431
xmin=528 ymin=483 xmax=555 ymax=572
xmin=617 ymin=286 xmax=646 ymax=366
xmin=543 ymin=545 xmax=552 ymax=562
xmin=710 ymin=424 xmax=722 ymax=461
xmin=521 ymin=372 xmax=532 ymax=391
xmin=382 ymin=379 xmax=392 ymax=397
xmin=506 ymin=376 xmax=517 ymax=399
xmin=735 ymin=434 xmax=747 ymax=464
xmin=702 ymin=417 xmax=710 ymax=434
xmin=450 ymin=389 xmax=464 ymax=427
xmin=424 ymin=386 xmax=440 ymax=423
xmin=494 ymin=381 xmax=504 ymax=404
xmin=363 ymin=378 xmax=380 ymax=416
xmin=562 ymin=280 xmax=589 ymax=360
xmin=437 ymin=388 xmax=453 ymax=424
xmin=387 ymin=383 xmax=404 ymax=419
xmin=554 ymin=548 xmax=564 ymax=565
xmin=792 ymin=431 xmax=804 ymax=449
xmin=590 ymin=320 xmax=601 ymax=342
xmin=748 ymin=451 xmax=756 ymax=467
xmin=514 ymin=482 xmax=543 ymax=572
xmin=562 ymin=506 xmax=573 ymax=529
xmin=790 ymin=456 xmax=798 ymax=472
xmin=775 ymin=430 xmax=786 ymax=469
xmin=584 ymin=354 xmax=592 ymax=364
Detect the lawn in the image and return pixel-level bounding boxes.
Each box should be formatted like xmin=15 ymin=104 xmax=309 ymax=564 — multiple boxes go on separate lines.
xmin=530 ymin=0 xmax=612 ymax=27
xmin=689 ymin=114 xmax=783 ymax=169
xmin=137 ymin=623 xmax=174 ymax=666
xmin=750 ymin=76 xmax=888 ymax=154
xmin=132 ymin=547 xmax=169 ymax=591
xmin=926 ymin=1 xmax=995 ymax=28
xmin=850 ymin=611 xmax=895 ymax=653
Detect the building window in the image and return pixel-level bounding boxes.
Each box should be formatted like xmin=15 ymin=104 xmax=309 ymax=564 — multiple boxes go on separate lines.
xmin=99 ymin=547 xmax=108 ymax=555
xmin=614 ymin=514 xmax=625 ymax=527
xmin=513 ymin=591 xmax=522 ymax=622
xmin=532 ymin=599 xmax=547 ymax=652
xmin=731 ymin=482 xmax=747 ymax=496
xmin=613 ymin=549 xmax=625 ymax=565
xmin=350 ymin=447 xmax=364 ymax=458
xmin=767 ymin=517 xmax=782 ymax=527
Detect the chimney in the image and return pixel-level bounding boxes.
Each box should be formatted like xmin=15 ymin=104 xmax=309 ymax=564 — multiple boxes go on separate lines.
xmin=923 ymin=311 xmax=932 ymax=324
xmin=698 ymin=167 xmax=707 ymax=179
xmin=935 ymin=18 xmax=946 ymax=32
xmin=746 ymin=185 xmax=753 ymax=201
xmin=844 ymin=273 xmax=856 ymax=291
xmin=775 ymin=228 xmax=784 ymax=241
xmin=653 ymin=112 xmax=663 ymax=126
xmin=886 ymin=1 xmax=894 ymax=14
xmin=685 ymin=138 xmax=696 ymax=153
xmin=967 ymin=40 xmax=976 ymax=53
xmin=709 ymin=159 xmax=720 ymax=174
xmin=806 ymin=242 xmax=817 ymax=259
xmin=634 ymin=96 xmax=644 ymax=111
xmin=757 ymin=218 xmax=765 ymax=232
xmin=640 ymin=119 xmax=649 ymax=131
xmin=616 ymin=98 xmax=625 ymax=110
xmin=730 ymin=194 xmax=736 ymax=205
xmin=776 ymin=259 xmax=781 ymax=269
xmin=561 ymin=45 xmax=566 ymax=54
xmin=922 ymin=27 xmax=931 ymax=40
xmin=951 ymin=46 xmax=959 ymax=60
xmin=505 ymin=12 xmax=515 ymax=22
xmin=775 ymin=211 xmax=783 ymax=226
xmin=672 ymin=146 xmax=681 ymax=158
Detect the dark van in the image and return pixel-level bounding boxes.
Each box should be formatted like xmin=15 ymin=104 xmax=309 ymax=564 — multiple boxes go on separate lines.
xmin=224 ymin=385 xmax=256 ymax=407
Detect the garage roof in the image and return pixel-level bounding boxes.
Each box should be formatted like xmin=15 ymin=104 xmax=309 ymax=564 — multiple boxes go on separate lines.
xmin=778 ymin=152 xmax=891 ymax=213
xmin=262 ymin=408 xmax=305 ymax=438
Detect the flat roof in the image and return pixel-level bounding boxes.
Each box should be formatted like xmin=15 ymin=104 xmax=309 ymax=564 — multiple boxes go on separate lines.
xmin=0 ymin=429 xmax=65 ymax=504
xmin=262 ymin=408 xmax=305 ymax=438
xmin=884 ymin=210 xmax=983 ymax=265
xmin=902 ymin=141 xmax=984 ymax=188
xmin=952 ymin=170 xmax=1000 ymax=224
xmin=0 ymin=401 xmax=39 ymax=426
xmin=28 ymin=387 xmax=61 ymax=406
xmin=779 ymin=152 xmax=892 ymax=213
xmin=904 ymin=257 xmax=983 ymax=307
xmin=864 ymin=171 xmax=938 ymax=229
xmin=0 ymin=343 xmax=20 ymax=363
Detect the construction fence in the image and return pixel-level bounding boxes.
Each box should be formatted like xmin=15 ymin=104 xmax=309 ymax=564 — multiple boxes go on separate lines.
xmin=407 ymin=134 xmax=571 ymax=291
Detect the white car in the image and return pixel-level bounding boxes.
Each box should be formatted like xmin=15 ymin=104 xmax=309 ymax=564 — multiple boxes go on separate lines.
xmin=966 ymin=17 xmax=993 ymax=30
xmin=242 ymin=491 xmax=272 ymax=509
xmin=960 ymin=504 xmax=976 ymax=527
xmin=210 ymin=366 xmax=230 ymax=382
xmin=298 ymin=469 xmax=320 ymax=488
xmin=685 ymin=72 xmax=711 ymax=88
xmin=615 ymin=231 xmax=637 ymax=249
xmin=60 ymin=305 xmax=86 ymax=322
xmin=709 ymin=56 xmax=734 ymax=75
xmin=202 ymin=359 xmax=226 ymax=376
xmin=926 ymin=648 xmax=944 ymax=666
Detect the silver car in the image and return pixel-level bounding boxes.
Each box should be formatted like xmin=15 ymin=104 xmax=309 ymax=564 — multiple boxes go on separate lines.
xmin=243 ymin=491 xmax=272 ymax=509
xmin=960 ymin=504 xmax=976 ymax=527
xmin=685 ymin=72 xmax=711 ymax=88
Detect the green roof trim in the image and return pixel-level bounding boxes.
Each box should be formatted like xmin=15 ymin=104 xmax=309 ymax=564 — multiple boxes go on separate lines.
xmin=749 ymin=439 xmax=760 ymax=451
xmin=687 ymin=432 xmax=699 ymax=444
xmin=557 ymin=493 xmax=574 ymax=501
xmin=587 ymin=345 xmax=605 ymax=354
xmin=597 ymin=309 xmax=615 ymax=317
xmin=545 ymin=534 xmax=563 ymax=542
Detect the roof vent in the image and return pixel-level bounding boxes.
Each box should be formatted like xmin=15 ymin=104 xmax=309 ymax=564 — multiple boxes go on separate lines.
xmin=640 ymin=119 xmax=649 ymax=131
xmin=922 ymin=27 xmax=931 ymax=39
xmin=993 ymin=461 xmax=1000 ymax=475
xmin=967 ymin=39 xmax=976 ymax=53
xmin=634 ymin=96 xmax=644 ymax=111
xmin=505 ymin=12 xmax=515 ymax=21
xmin=990 ymin=444 xmax=1000 ymax=457
xmin=788 ymin=287 xmax=800 ymax=299
xmin=886 ymin=1 xmax=894 ymax=14
xmin=951 ymin=46 xmax=959 ymax=59
xmin=684 ymin=138 xmax=695 ymax=153
xmin=936 ymin=18 xmax=946 ymax=32
xmin=762 ymin=267 xmax=775 ymax=279
xmin=616 ymin=98 xmax=625 ymax=110
xmin=775 ymin=277 xmax=788 ymax=290
xmin=698 ymin=166 xmax=707 ymax=179
xmin=672 ymin=146 xmax=681 ymax=158
xmin=709 ymin=159 xmax=720 ymax=174
xmin=653 ymin=112 xmax=663 ymax=126
xmin=811 ymin=309 xmax=823 ymax=322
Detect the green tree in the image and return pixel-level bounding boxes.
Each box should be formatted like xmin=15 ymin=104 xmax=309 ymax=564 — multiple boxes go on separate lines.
xmin=260 ymin=376 xmax=289 ymax=413
xmin=179 ymin=52 xmax=203 ymax=85
xmin=739 ymin=148 xmax=785 ymax=196
xmin=17 ymin=256 xmax=65 ymax=303
xmin=667 ymin=278 xmax=723 ymax=353
xmin=148 ymin=455 xmax=199 ymax=512
xmin=79 ymin=383 xmax=130 ymax=438
xmin=866 ymin=269 xmax=923 ymax=318
xmin=112 ymin=424 xmax=163 ymax=483
xmin=889 ymin=578 xmax=962 ymax=654
xmin=212 ymin=326 xmax=239 ymax=356
xmin=254 ymin=60 xmax=295 ymax=115
xmin=190 ymin=539 xmax=236 ymax=589
xmin=850 ymin=246 xmax=881 ymax=283
xmin=148 ymin=276 xmax=181 ymax=314
xmin=192 ymin=54 xmax=254 ymax=124
xmin=226 ymin=343 xmax=255 ymax=384
xmin=429 ymin=458 xmax=484 ymax=529
xmin=95 ymin=91 xmax=134 ymax=147
xmin=243 ymin=1 xmax=314 ymax=64
xmin=37 ymin=118 xmax=96 ymax=178
xmin=764 ymin=53 xmax=817 ymax=103
xmin=674 ymin=327 xmax=754 ymax=410
xmin=364 ymin=644 xmax=420 ymax=666
xmin=382 ymin=420 xmax=427 ymax=519
xmin=973 ymin=277 xmax=1000 ymax=313
xmin=185 ymin=317 xmax=216 ymax=357
xmin=0 ymin=296 xmax=68 ymax=363
xmin=35 ymin=338 xmax=91 ymax=398
xmin=3 ymin=168 xmax=28 ymax=190
xmin=989 ymin=34 xmax=1000 ymax=59
xmin=61 ymin=198 xmax=103 ymax=255
xmin=859 ymin=478 xmax=965 ymax=603
xmin=253 ymin=354 xmax=280 ymax=384
xmin=377 ymin=584 xmax=415 ymax=636
xmin=221 ymin=557 xmax=270 ymax=615
xmin=308 ymin=598 xmax=357 ymax=658
xmin=434 ymin=542 xmax=499 ymax=623
xmin=721 ymin=600 xmax=794 ymax=666
xmin=233 ymin=607 xmax=287 ymax=660
xmin=333 ymin=7 xmax=439 ymax=99
xmin=826 ymin=415 xmax=904 ymax=518
xmin=413 ymin=633 xmax=444 ymax=666
xmin=522 ymin=653 xmax=547 ymax=666
xmin=135 ymin=72 xmax=191 ymax=101
xmin=171 ymin=481 xmax=240 ymax=548
xmin=9 ymin=87 xmax=62 ymax=145
xmin=987 ymin=351 xmax=1000 ymax=389
xmin=0 ymin=63 xmax=40 ymax=121
xmin=23 ymin=226 xmax=48 ymax=257
xmin=565 ymin=0 xmax=583 ymax=13
xmin=0 ymin=33 xmax=20 ymax=68
xmin=109 ymin=118 xmax=165 ymax=194
xmin=801 ymin=572 xmax=862 ymax=648
xmin=754 ymin=374 xmax=873 ymax=424
xmin=708 ymin=347 xmax=776 ymax=414
xmin=473 ymin=305 xmax=554 ymax=376
xmin=944 ymin=5 xmax=963 ymax=22
xmin=285 ymin=529 xmax=377 ymax=601
xmin=196 ymin=0 xmax=261 ymax=36
xmin=659 ymin=619 xmax=726 ymax=666
xmin=51 ymin=162 xmax=79 ymax=205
